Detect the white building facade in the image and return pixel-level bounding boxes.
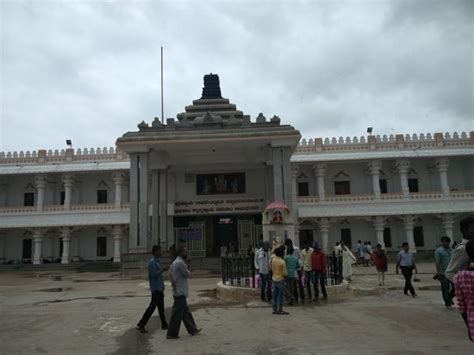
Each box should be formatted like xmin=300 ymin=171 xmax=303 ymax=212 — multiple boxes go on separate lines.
xmin=0 ymin=75 xmax=473 ymax=264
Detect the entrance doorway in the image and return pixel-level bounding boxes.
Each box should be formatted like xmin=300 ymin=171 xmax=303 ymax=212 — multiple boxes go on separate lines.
xmin=215 ymin=216 xmax=237 ymax=255
xmin=300 ymin=230 xmax=314 ymax=246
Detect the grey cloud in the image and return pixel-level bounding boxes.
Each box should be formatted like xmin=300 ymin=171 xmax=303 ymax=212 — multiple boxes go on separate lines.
xmin=0 ymin=0 xmax=472 ymax=152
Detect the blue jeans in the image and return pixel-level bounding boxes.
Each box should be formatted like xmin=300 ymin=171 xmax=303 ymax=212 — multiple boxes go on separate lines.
xmin=272 ymin=281 xmax=285 ymax=312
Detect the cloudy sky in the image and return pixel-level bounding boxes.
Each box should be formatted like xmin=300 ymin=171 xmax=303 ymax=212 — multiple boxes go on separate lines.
xmin=1 ymin=0 xmax=472 ymax=152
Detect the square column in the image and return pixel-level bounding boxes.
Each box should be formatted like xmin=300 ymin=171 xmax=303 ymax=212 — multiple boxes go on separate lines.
xmin=291 ymin=166 xmax=300 ymax=244
xmin=129 ymin=154 xmax=139 ymax=250
xmin=128 ymin=153 xmax=150 ymax=252
xmin=159 ymin=169 xmax=168 ymax=248
xmin=32 ymin=228 xmax=43 ymax=264
xmin=272 ymin=148 xmax=283 ymax=201
xmin=151 ymin=170 xmax=160 ymax=247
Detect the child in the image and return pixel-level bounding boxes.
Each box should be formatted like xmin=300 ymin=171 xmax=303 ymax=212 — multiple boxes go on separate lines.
xmin=454 ymin=239 xmax=474 ymax=342
xmin=372 ymin=244 xmax=388 ymax=286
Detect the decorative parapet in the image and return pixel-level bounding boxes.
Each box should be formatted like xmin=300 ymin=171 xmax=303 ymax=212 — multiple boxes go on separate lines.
xmin=0 ymin=203 xmax=130 ymax=214
xmin=297 ymin=190 xmax=474 ymax=204
xmin=295 ymin=131 xmax=473 ymax=154
xmin=0 ymin=147 xmax=129 ymax=166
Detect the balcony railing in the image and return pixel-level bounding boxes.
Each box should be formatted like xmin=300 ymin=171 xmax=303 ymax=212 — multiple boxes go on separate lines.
xmin=298 ymin=190 xmax=474 ymax=204
xmin=0 ymin=203 xmax=130 ymax=214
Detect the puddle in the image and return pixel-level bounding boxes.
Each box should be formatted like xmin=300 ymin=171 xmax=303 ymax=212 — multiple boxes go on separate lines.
xmin=33 ymin=287 xmax=72 ymax=292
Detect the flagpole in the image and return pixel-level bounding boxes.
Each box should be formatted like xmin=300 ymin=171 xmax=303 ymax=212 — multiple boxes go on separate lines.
xmin=161 ymin=46 xmax=164 ymax=124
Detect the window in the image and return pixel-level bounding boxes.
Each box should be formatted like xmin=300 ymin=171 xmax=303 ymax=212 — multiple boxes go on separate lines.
xmin=408 ymin=178 xmax=419 ymax=193
xmin=414 ymin=226 xmax=424 ymax=247
xmin=97 ymin=189 xmax=108 ymax=204
xmin=24 ymin=192 xmax=34 ymax=206
xmin=298 ymin=182 xmax=309 ymax=196
xmin=340 ymin=228 xmax=352 ymax=247
xmin=97 ymin=237 xmax=107 ymax=257
xmin=383 ymin=228 xmax=392 ymax=248
xmin=334 ymin=181 xmax=351 ymax=195
xmin=60 ymin=191 xmax=66 ymax=205
xmin=379 ymin=179 xmax=388 ymax=194
xmin=22 ymin=239 xmax=32 ymax=259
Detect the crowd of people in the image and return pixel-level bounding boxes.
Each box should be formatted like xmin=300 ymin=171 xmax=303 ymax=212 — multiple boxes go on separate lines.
xmin=135 ymin=216 xmax=474 ymax=342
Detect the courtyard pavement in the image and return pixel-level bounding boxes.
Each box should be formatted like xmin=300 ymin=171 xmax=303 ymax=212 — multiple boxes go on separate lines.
xmin=0 ymin=262 xmax=472 ymax=354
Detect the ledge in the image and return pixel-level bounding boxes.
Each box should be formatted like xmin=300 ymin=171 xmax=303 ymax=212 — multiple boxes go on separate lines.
xmin=216 ymin=281 xmax=349 ymax=302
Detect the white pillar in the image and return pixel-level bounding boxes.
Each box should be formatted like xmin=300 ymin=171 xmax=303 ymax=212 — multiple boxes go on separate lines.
xmin=373 ymin=216 xmax=385 ymax=249
xmin=32 ymin=228 xmax=43 ymax=264
xmin=62 ymin=174 xmax=74 ymax=210
xmin=290 ymin=166 xmax=299 ymax=245
xmin=441 ymin=213 xmax=455 ymax=239
xmin=436 ymin=158 xmax=450 ymax=196
xmin=313 ymin=163 xmax=326 ymax=201
xmin=35 ymin=175 xmax=47 ymax=212
xmin=403 ymin=215 xmax=416 ymax=253
xmin=113 ymin=172 xmax=124 ymax=208
xmin=112 ymin=225 xmax=123 ymax=262
xmin=319 ymin=218 xmax=330 ymax=253
xmin=396 ymin=160 xmax=410 ymax=198
xmin=368 ymin=160 xmax=382 ymax=199
xmin=61 ymin=227 xmax=71 ymax=264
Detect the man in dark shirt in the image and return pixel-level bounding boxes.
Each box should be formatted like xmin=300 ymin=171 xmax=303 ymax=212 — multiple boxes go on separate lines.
xmin=136 ymin=245 xmax=169 ymax=333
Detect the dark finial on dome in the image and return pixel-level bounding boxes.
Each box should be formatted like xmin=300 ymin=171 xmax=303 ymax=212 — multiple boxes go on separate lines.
xmin=201 ymin=73 xmax=222 ymax=99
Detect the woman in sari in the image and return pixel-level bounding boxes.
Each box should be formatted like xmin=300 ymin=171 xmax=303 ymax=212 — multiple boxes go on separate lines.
xmin=338 ymin=240 xmax=357 ymax=282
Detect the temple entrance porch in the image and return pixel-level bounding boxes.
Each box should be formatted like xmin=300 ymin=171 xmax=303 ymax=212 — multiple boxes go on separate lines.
xmin=173 ymin=214 xmax=262 ymax=257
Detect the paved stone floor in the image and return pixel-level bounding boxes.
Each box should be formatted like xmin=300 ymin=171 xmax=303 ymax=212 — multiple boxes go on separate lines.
xmin=0 ymin=263 xmax=473 ymax=354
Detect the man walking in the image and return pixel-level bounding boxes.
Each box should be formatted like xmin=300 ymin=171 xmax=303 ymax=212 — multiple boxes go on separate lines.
xmin=136 ymin=245 xmax=168 ymax=333
xmin=254 ymin=242 xmax=271 ymax=301
xmin=434 ymin=236 xmax=454 ymax=307
xmin=396 ymin=242 xmax=418 ymax=297
xmin=167 ymin=247 xmax=201 ymax=339
xmin=311 ymin=243 xmax=328 ymax=301
xmin=301 ymin=241 xmax=314 ymax=300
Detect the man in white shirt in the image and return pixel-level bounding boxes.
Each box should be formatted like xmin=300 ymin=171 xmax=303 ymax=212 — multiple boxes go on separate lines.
xmin=301 ymin=241 xmax=314 ymax=300
xmin=254 ymin=242 xmax=271 ymax=301
xmin=446 ymin=217 xmax=474 ymax=281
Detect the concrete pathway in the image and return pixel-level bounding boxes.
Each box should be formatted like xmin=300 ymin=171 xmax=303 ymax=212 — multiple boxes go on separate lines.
xmin=0 ymin=265 xmax=471 ymax=354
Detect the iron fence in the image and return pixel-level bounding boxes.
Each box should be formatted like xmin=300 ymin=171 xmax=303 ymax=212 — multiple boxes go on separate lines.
xmin=221 ymin=252 xmax=343 ymax=288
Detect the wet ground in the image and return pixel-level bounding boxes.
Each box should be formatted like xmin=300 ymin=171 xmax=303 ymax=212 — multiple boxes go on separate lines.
xmin=0 ymin=265 xmax=472 ymax=354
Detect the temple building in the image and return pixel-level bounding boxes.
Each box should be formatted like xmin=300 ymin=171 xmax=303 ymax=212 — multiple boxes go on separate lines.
xmin=0 ymin=74 xmax=473 ymax=266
